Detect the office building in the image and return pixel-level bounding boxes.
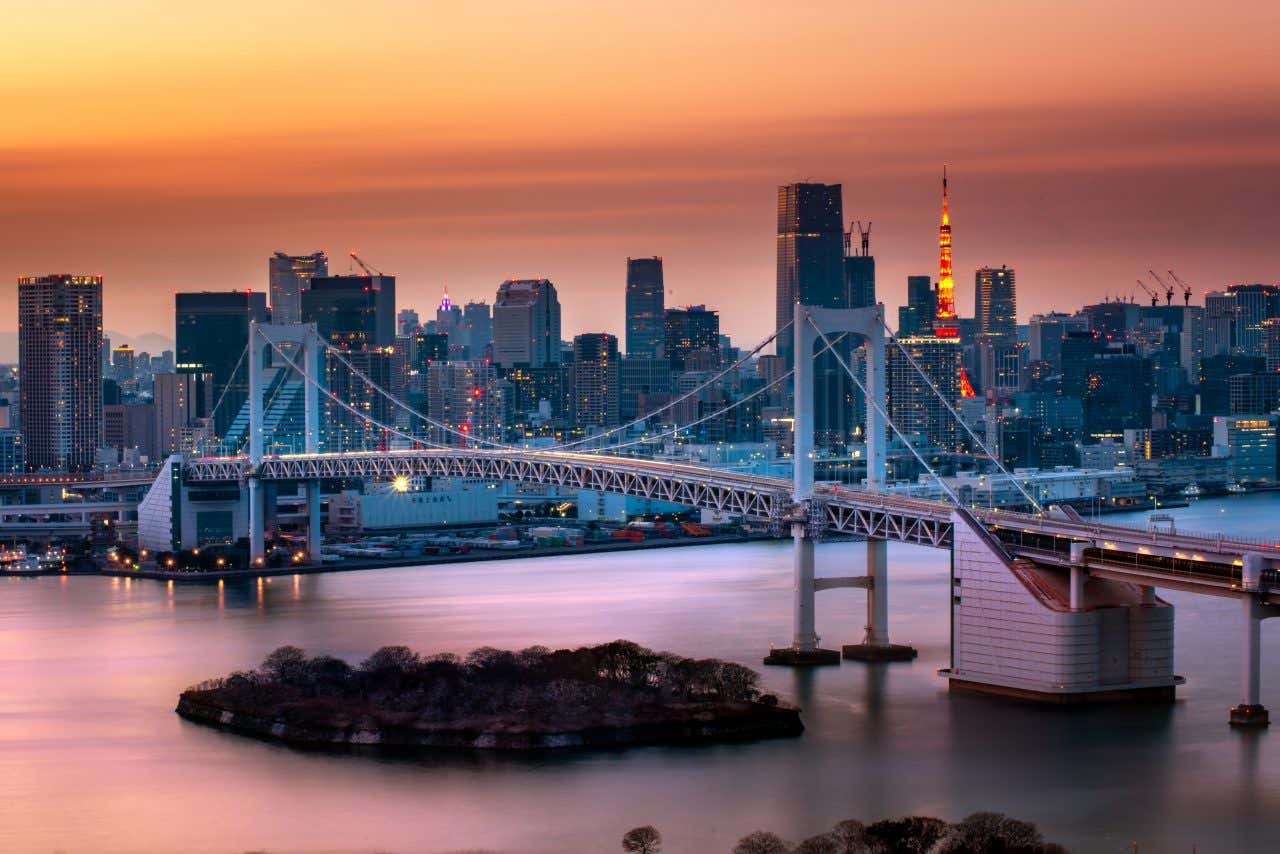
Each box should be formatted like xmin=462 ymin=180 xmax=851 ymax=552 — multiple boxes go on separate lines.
xmin=19 ymin=274 xmax=103 ymax=471
xmin=625 ymin=257 xmax=665 ymax=359
xmin=1213 ymin=415 xmax=1279 ymax=484
xmin=572 ymin=333 xmax=620 ymax=428
xmin=843 ymin=224 xmax=876 ymax=309
xmin=111 ymin=344 xmax=136 ymax=383
xmin=775 ymin=182 xmax=845 ymax=365
xmin=664 ymin=305 xmax=721 ymax=370
xmin=103 ymin=402 xmax=156 ymax=460
xmin=898 ymin=276 xmax=936 ymax=337
xmin=1083 ymin=348 xmax=1154 ymax=438
xmin=302 ymin=274 xmax=396 ymax=349
xmin=0 ymin=429 xmax=23 ymax=474
xmin=269 ymin=251 xmax=328 ymax=325
xmin=462 ymin=301 xmax=493 ymax=358
xmin=427 ymin=361 xmax=504 ymax=446
xmin=619 ymin=357 xmax=673 ymax=422
xmin=975 ymin=265 xmax=1016 ymax=343
xmin=1204 ymin=291 xmax=1236 ymax=357
xmin=154 ymin=372 xmax=213 ymax=455
xmin=397 ymin=308 xmax=421 ymax=336
xmin=1027 ymin=312 xmax=1089 ymax=369
xmin=1226 ymin=283 xmax=1280 ymax=355
xmin=493 ymin=279 xmax=561 ymax=368
xmin=175 ymin=290 xmax=270 ymax=436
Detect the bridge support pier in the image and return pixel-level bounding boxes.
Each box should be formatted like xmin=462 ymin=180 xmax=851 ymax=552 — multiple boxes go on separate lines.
xmin=248 ymin=477 xmax=265 ymax=566
xmin=843 ymin=537 xmax=918 ymax=662
xmin=764 ymin=524 xmax=840 ymax=666
xmin=306 ymin=480 xmax=322 ymax=563
xmin=1232 ymin=554 xmax=1272 ymax=727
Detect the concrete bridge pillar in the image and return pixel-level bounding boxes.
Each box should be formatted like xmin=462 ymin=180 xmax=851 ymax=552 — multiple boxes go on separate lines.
xmin=764 ymin=522 xmax=840 ymax=666
xmin=1231 ymin=553 xmax=1270 ymax=727
xmin=843 ymin=537 xmax=917 ymax=662
xmin=306 ymin=480 xmax=322 ymax=563
xmin=248 ymin=477 xmax=265 ymax=566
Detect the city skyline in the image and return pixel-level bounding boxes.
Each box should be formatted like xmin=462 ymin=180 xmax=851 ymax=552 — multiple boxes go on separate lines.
xmin=3 ymin=4 xmax=1278 ymax=351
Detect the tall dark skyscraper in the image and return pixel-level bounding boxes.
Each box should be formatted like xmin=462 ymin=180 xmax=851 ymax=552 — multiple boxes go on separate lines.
xmin=899 ymin=276 xmax=936 ymax=337
xmin=268 ymin=251 xmax=328 ymax=325
xmin=301 ymin=274 xmax=397 ymax=349
xmin=975 ymin=265 xmax=1016 ymax=343
xmin=776 ymin=182 xmax=853 ymax=447
xmin=843 ymin=222 xmax=876 ymax=309
xmin=175 ymin=290 xmax=270 ymax=436
xmin=625 ymin=257 xmax=665 ymax=359
xmin=776 ymin=183 xmax=845 ymax=366
xmin=18 ymin=274 xmax=103 ymax=471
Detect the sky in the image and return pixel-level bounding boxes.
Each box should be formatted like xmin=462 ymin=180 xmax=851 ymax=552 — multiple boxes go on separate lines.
xmin=2 ymin=0 xmax=1278 ymax=354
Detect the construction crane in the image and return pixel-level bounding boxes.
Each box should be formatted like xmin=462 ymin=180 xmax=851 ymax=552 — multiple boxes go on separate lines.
xmin=1136 ymin=279 xmax=1160 ymax=306
xmin=1167 ymin=270 xmax=1195 ymax=306
xmin=1149 ymin=270 xmax=1174 ymax=306
xmin=348 ymin=251 xmax=382 ymax=277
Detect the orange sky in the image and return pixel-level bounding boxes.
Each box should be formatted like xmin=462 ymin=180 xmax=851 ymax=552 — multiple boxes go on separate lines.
xmin=3 ymin=1 xmax=1278 ymax=351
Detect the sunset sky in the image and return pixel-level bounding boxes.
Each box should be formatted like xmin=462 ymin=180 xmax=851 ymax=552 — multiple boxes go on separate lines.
xmin=3 ymin=1 xmax=1278 ymax=352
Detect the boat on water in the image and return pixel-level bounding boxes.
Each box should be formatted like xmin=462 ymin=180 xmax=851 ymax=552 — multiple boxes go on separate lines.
xmin=1181 ymin=482 xmax=1203 ymax=498
xmin=1227 ymin=481 xmax=1248 ymax=494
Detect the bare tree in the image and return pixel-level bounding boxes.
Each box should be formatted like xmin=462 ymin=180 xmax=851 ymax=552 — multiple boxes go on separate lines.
xmin=733 ymin=831 xmax=791 ymax=854
xmin=621 ymin=825 xmax=662 ymax=854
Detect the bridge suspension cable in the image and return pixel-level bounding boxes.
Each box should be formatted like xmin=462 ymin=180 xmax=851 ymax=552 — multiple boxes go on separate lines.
xmin=556 ymin=321 xmax=791 ymax=450
xmin=193 ymin=342 xmax=249 ymax=458
xmin=877 ymin=317 xmax=1044 ymax=513
xmin=807 ymin=319 xmax=963 ymax=506
xmin=262 ymin=335 xmax=455 ymax=452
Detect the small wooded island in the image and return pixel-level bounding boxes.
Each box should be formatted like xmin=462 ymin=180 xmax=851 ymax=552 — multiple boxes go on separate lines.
xmin=177 ymin=640 xmax=802 ymax=751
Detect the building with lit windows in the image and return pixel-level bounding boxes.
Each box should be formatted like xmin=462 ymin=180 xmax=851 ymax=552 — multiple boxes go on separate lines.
xmin=19 ymin=274 xmax=103 ymax=471
xmin=268 ymin=251 xmax=328 ymax=325
xmin=572 ymin=333 xmax=620 ymax=428
xmin=663 ymin=305 xmax=720 ymax=370
xmin=625 ymin=257 xmax=665 ymax=359
xmin=493 ymin=279 xmax=561 ymax=368
xmin=887 ymin=336 xmax=962 ymax=452
xmin=427 ymin=361 xmax=504 ymax=446
xmin=974 ymin=265 xmax=1016 ymax=344
xmin=1213 ymin=415 xmax=1279 ymax=484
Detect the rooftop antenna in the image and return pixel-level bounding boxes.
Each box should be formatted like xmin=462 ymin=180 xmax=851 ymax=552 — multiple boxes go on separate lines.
xmin=857 ymin=221 xmax=872 ymax=257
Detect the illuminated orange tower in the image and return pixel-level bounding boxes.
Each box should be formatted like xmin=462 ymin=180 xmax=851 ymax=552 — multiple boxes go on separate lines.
xmin=934 ymin=166 xmax=958 ymax=339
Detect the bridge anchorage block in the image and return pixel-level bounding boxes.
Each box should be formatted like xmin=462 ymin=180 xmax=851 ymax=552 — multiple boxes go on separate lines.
xmin=763 ymin=647 xmax=841 ymax=667
xmin=1229 ymin=704 xmax=1270 ymax=728
xmin=841 ymin=643 xmax=918 ymax=663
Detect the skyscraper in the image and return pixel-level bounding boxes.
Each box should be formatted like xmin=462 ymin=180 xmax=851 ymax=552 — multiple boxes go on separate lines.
xmin=776 ymin=182 xmax=852 ymax=447
xmin=301 ymin=274 xmax=396 ymax=349
xmin=1226 ymin=283 xmax=1280 ymax=355
xmin=462 ymin=301 xmax=493 ymax=359
xmin=175 ymin=290 xmax=270 ymax=437
xmin=843 ymin=222 xmax=876 ymax=309
xmin=625 ymin=257 xmax=665 ymax=359
xmin=663 ymin=305 xmax=721 ymax=370
xmin=572 ymin=333 xmax=620 ymax=427
xmin=493 ymin=279 xmax=562 ymax=368
xmin=268 ymin=251 xmax=328 ymax=325
xmin=776 ymin=183 xmax=845 ymax=365
xmin=154 ymin=372 xmax=212 ymax=455
xmin=898 ymin=276 xmax=936 ymax=337
xmin=18 ymin=274 xmax=103 ymax=471
xmin=975 ymin=265 xmax=1016 ymax=343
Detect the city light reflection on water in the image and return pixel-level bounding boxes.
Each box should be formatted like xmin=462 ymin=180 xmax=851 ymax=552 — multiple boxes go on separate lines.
xmin=1 ymin=494 xmax=1278 ymax=853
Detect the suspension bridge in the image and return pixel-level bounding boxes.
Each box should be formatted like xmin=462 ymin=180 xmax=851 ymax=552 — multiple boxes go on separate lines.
xmin=133 ymin=305 xmax=1280 ymax=727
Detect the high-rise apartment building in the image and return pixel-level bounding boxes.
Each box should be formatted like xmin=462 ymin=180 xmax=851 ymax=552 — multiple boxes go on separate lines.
xmin=664 ymin=305 xmax=721 ymax=370
xmin=572 ymin=333 xmax=620 ymax=428
xmin=175 ymin=291 xmax=270 ymax=437
xmin=625 ymin=257 xmax=665 ymax=359
xmin=975 ymin=265 xmax=1016 ymax=343
xmin=887 ymin=335 xmax=962 ymax=451
xmin=302 ymin=274 xmax=396 ymax=349
xmin=18 ymin=274 xmax=103 ymax=471
xmin=427 ymin=361 xmax=504 ymax=446
xmin=269 ymin=251 xmax=328 ymax=325
xmin=493 ymin=279 xmax=562 ymax=368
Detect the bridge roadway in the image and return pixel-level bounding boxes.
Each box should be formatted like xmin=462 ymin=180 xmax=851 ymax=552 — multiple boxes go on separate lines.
xmin=182 ymin=448 xmax=1280 ymax=598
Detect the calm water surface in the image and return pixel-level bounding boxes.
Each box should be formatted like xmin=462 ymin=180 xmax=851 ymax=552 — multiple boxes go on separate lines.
xmin=3 ymin=494 xmax=1280 ymax=853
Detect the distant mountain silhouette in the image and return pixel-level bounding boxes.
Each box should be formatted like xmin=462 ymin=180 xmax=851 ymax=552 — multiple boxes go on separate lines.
xmin=0 ymin=330 xmax=173 ymax=363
